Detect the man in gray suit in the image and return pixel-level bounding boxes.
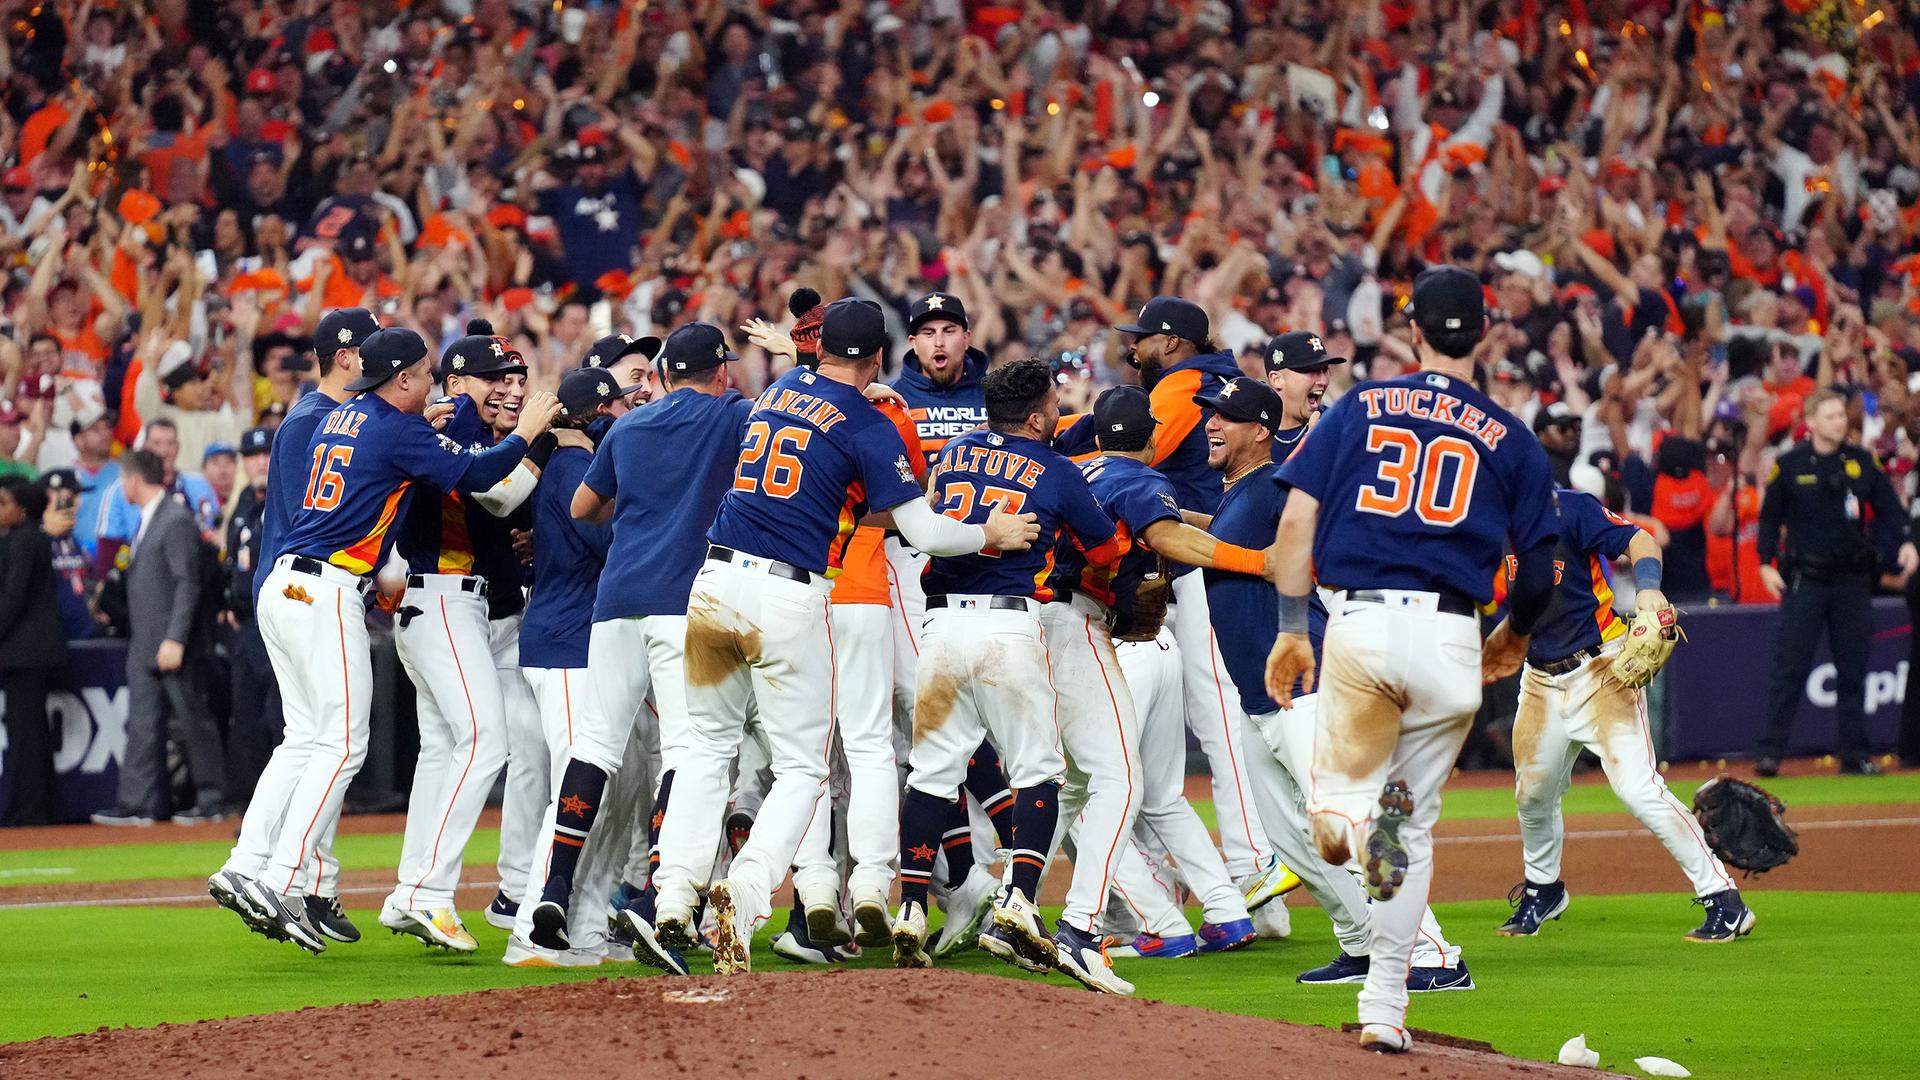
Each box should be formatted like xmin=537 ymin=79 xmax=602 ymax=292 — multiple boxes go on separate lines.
xmin=91 ymin=449 xmax=228 ymax=826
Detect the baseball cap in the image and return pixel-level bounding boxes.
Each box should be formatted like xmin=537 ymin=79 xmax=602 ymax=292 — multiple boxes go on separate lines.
xmin=315 ymin=307 xmax=379 ymax=354
xmin=579 ymin=332 xmax=662 ymax=370
xmin=819 ymin=298 xmax=889 ymax=363
xmin=1116 ymin=296 xmax=1209 ymax=343
xmin=658 ymin=322 xmax=736 ymax=376
xmin=3 ymin=165 xmax=32 ymax=191
xmin=160 ymin=343 xmax=207 ymax=389
xmin=908 ymin=292 xmax=969 ymax=333
xmin=1092 ymin=385 xmax=1156 ymax=446
xmin=1193 ymin=377 xmax=1284 ymax=433
xmin=338 ymin=221 xmax=378 ymax=262
xmin=1264 ymin=330 xmax=1349 ymax=373
xmin=557 ymin=367 xmax=641 ymax=419
xmin=1492 ymin=249 xmax=1548 ymax=281
xmin=39 ymin=467 xmax=89 ymax=494
xmin=1532 ymin=401 xmax=1582 ymax=434
xmin=346 ymin=328 xmax=429 ymax=391
xmin=69 ymin=405 xmax=110 ymax=437
xmin=203 ymin=442 xmax=237 ymax=462
xmin=240 ymin=427 xmax=273 ymax=455
xmin=440 ymin=329 xmax=528 ymax=381
xmin=1407 ymin=265 xmax=1485 ymax=337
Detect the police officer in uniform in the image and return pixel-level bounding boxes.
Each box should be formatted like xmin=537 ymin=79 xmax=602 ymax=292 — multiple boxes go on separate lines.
xmin=224 ymin=426 xmax=281 ymax=802
xmin=1755 ymin=389 xmax=1918 ymax=776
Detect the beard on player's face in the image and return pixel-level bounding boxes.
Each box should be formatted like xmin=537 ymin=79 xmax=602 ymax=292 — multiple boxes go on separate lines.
xmin=1206 ymin=415 xmax=1266 ymax=471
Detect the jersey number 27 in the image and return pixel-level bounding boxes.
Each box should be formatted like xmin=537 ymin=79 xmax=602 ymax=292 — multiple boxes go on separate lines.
xmin=1354 ymin=425 xmax=1478 ymax=526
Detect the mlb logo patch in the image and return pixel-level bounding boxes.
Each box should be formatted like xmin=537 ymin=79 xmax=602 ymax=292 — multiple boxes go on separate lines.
xmin=958 ymin=599 xmax=978 ymax=609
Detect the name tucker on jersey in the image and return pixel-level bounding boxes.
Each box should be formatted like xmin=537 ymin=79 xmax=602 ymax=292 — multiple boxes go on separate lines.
xmin=1356 ymin=385 xmax=1509 ymax=450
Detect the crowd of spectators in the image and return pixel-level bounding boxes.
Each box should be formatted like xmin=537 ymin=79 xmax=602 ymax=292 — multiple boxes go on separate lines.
xmin=3 ymin=0 xmax=1920 ymax=822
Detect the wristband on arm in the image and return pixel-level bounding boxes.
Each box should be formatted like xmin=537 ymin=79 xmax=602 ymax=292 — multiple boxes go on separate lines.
xmin=1213 ymin=542 xmax=1266 ymax=576
xmin=1633 ymin=557 xmax=1663 ymax=593
xmin=1277 ymin=591 xmax=1310 ymax=635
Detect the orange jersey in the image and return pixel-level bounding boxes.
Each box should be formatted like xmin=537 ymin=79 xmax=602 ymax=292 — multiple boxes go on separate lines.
xmin=832 ymin=399 xmax=926 ymax=606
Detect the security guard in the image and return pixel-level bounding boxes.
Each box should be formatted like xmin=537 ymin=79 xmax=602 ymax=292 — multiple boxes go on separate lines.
xmin=223 ymin=426 xmax=281 ymax=802
xmin=1755 ymin=389 xmax=1917 ymax=776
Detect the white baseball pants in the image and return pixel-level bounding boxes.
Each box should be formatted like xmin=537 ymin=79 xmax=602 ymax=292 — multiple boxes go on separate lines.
xmin=582 ymin=614 xmax=688 ymax=775
xmin=790 ymin=602 xmax=899 ymax=904
xmin=1514 ymin=650 xmax=1735 ymax=897
xmin=654 ymin=558 xmax=836 ymax=932
xmin=388 ymin=578 xmax=506 ymax=913
xmin=1310 ymin=592 xmax=1482 ymax=1029
xmin=492 ymin=613 xmax=545 ymax=904
xmin=256 ymin=558 xmax=373 ymax=899
xmin=1169 ymin=572 xmax=1270 ymax=877
xmin=905 ymin=598 xmax=1064 ymax=797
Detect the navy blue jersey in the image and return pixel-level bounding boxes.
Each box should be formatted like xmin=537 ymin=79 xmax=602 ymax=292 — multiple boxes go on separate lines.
xmin=1271 ymin=424 xmax=1310 ymax=464
xmin=253 ymin=388 xmax=342 ymax=597
xmin=1056 ymin=349 xmax=1243 ymax=514
xmin=1513 ymin=488 xmax=1638 ymax=664
xmin=922 ymin=430 xmax=1117 ymax=601
xmin=278 ymin=395 xmax=528 ymax=575
xmin=1205 ymin=463 xmax=1327 ymax=716
xmin=397 ymin=396 xmax=499 ymax=578
xmin=1050 ymin=456 xmax=1183 ymax=617
xmin=706 ymin=367 xmax=922 ymax=575
xmin=1277 ymin=372 xmax=1558 ymax=603
xmin=584 ymin=387 xmax=753 ymax=621
xmin=521 ymin=445 xmax=611 ymax=668
xmin=890 ymin=347 xmax=988 ymax=465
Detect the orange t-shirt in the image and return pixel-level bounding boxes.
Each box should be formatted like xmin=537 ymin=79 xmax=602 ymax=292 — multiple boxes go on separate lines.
xmin=18 ymin=101 xmax=70 ymax=165
xmin=832 ymin=400 xmax=927 ymax=606
xmin=1707 ymin=485 xmax=1776 ymax=603
xmin=298 ymin=255 xmax=401 ymax=309
xmin=137 ymin=127 xmax=213 ymax=204
xmin=1764 ymin=374 xmax=1816 ymax=438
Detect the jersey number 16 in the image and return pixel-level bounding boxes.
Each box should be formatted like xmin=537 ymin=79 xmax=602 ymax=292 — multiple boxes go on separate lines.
xmin=1354 ymin=425 xmax=1478 ymax=527
xmin=302 ymin=445 xmax=354 ymax=513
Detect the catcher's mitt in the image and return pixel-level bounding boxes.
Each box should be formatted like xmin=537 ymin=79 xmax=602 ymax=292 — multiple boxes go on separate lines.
xmin=1692 ymin=775 xmax=1799 ymax=875
xmin=1111 ymin=558 xmax=1173 ymax=642
xmin=1610 ymin=604 xmax=1680 ymax=689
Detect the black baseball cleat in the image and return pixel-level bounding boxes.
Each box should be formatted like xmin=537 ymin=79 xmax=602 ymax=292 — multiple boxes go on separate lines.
xmin=1296 ymin=951 xmax=1370 ymax=984
xmin=1497 ymin=880 xmax=1569 ymax=936
xmin=1406 ymin=959 xmax=1474 ymax=992
xmin=529 ymin=900 xmax=571 ymax=951
xmin=304 ymin=895 xmax=361 ymax=943
xmin=242 ymin=880 xmax=326 ymax=954
xmin=1685 ymin=889 xmax=1756 ymax=942
xmin=725 ymin=811 xmax=754 ymax=856
xmin=484 ymin=890 xmax=519 ymax=931
xmin=1363 ymin=781 xmax=1414 ymax=901
xmin=1754 ymin=756 xmax=1780 ymax=778
xmin=1840 ymin=758 xmax=1884 ymax=776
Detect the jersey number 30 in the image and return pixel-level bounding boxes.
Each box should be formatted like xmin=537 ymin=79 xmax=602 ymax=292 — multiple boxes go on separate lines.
xmin=1355 ymin=426 xmax=1478 ymax=526
xmin=734 ymin=421 xmax=811 ymax=499
xmin=301 ymin=445 xmax=354 ymax=512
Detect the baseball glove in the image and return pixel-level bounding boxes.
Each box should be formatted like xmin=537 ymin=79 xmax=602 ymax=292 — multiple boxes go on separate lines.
xmin=1609 ymin=604 xmax=1680 ymax=689
xmin=1112 ymin=558 xmax=1173 ymax=642
xmin=1692 ymin=775 xmax=1799 ymax=875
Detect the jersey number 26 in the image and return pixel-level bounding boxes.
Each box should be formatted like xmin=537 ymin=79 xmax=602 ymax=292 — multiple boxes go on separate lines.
xmin=1354 ymin=425 xmax=1478 ymax=526
xmin=733 ymin=421 xmax=811 ymax=499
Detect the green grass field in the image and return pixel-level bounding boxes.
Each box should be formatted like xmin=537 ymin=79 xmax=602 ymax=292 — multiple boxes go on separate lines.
xmin=2 ymin=771 xmax=1912 ymax=1077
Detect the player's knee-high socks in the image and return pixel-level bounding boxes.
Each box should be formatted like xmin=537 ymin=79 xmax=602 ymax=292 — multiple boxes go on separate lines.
xmin=1010 ymin=781 xmax=1061 ymax=899
xmin=941 ymin=796 xmax=976 ymax=881
xmin=898 ymin=787 xmax=952 ymax=908
xmin=541 ymin=759 xmax=609 ymax=904
xmin=618 ymin=768 xmax=675 ymax=921
xmin=963 ymin=740 xmax=1018 ymax=848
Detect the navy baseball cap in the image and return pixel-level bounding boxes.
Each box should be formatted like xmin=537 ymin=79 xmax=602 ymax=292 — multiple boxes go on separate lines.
xmin=557 ymin=367 xmax=641 ymax=418
xmin=346 ymin=328 xmax=429 ymax=391
xmin=315 ymin=307 xmax=379 ymax=355
xmin=1194 ymin=377 xmax=1284 ymax=433
xmin=1116 ymin=296 xmax=1209 ymax=343
xmin=820 ymin=298 xmax=889 ymax=363
xmin=1092 ymin=385 xmax=1156 ymax=447
xmin=1408 ymin=265 xmax=1486 ymax=337
xmin=579 ymin=332 xmax=662 ymax=370
xmin=239 ymin=426 xmax=273 ymax=455
xmin=659 ymin=322 xmax=735 ymax=376
xmin=908 ymin=292 xmax=968 ymax=332
xmin=39 ymin=467 xmax=89 ymax=494
xmin=440 ymin=334 xmax=528 ymax=380
xmin=337 ymin=221 xmax=378 ymax=262
xmin=1264 ymin=330 xmax=1349 ymax=372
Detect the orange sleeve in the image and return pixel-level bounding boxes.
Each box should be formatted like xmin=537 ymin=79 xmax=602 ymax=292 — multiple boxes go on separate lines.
xmin=1146 ymin=369 xmax=1205 ymax=469
xmin=830 ymin=525 xmax=893 ymax=605
xmin=1212 ymin=543 xmax=1265 ymax=576
xmin=878 ymin=400 xmax=927 ymax=479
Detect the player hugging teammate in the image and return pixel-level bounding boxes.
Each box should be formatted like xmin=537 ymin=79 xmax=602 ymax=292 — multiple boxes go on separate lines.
xmin=204 ymin=277 xmax=1750 ymax=1054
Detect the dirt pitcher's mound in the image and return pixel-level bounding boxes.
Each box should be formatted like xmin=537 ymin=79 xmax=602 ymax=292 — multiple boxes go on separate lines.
xmin=2 ymin=968 xmax=1619 ymax=1080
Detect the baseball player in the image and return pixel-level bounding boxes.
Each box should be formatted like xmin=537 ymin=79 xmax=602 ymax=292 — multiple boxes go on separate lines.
xmin=1060 ymin=297 xmax=1277 ymax=928
xmin=533 ymin=323 xmax=753 ymax=975
xmin=884 ymin=291 xmax=1025 ymax=940
xmin=1070 ymin=385 xmax=1274 ymax=957
xmin=889 ymin=358 xmax=1130 ymax=993
xmin=1202 ymin=366 xmax=1468 ymax=992
xmin=1492 ymin=488 xmax=1752 ymax=942
xmin=1263 ymin=330 xmax=1342 ymax=461
xmin=210 ymin=307 xmax=378 ymax=947
xmin=502 ymin=365 xmax=642 ymax=967
xmin=576 ymin=331 xmax=662 ymax=412
xmin=1266 ymin=266 xmax=1558 ymax=1052
xmin=380 ymin=324 xmax=543 ymax=953
xmin=235 ymin=327 xmax=556 ymax=952
xmin=651 ymin=298 xmax=1036 ymax=975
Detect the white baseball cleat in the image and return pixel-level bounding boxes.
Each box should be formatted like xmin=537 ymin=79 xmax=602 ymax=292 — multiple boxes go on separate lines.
xmin=382 ymin=906 xmax=479 ymax=953
xmin=1052 ymin=924 xmax=1134 ymax=995
xmin=803 ymin=897 xmax=852 ymax=948
xmin=502 ymin=935 xmax=602 ymax=968
xmin=990 ymin=887 xmax=1059 ymax=969
xmin=932 ymin=865 xmax=997 ymax=959
xmin=891 ymin=901 xmax=932 ymax=969
xmin=851 ymin=888 xmax=893 ymax=949
xmin=1360 ymin=1023 xmax=1412 ymax=1054
xmin=706 ymin=880 xmax=751 ymax=975
xmin=1238 ymin=854 xmax=1304 ymax=912
xmin=1251 ymin=897 xmax=1291 ymax=939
